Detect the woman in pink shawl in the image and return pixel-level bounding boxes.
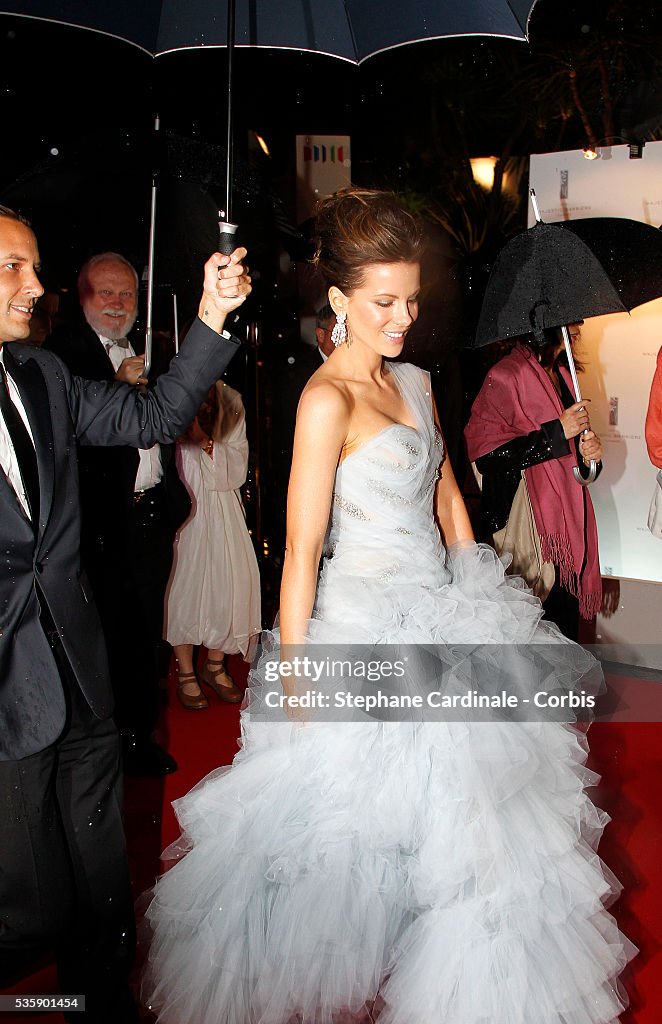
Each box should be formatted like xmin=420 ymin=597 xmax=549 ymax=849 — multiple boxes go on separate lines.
xmin=464 ymin=324 xmax=603 ymax=640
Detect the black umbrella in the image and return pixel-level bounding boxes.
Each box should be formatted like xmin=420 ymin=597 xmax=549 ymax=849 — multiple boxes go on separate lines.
xmin=475 ymin=202 xmax=662 ymax=345
xmin=553 ymin=217 xmax=662 ymax=313
xmin=473 ymin=192 xmax=662 ymax=484
xmin=474 ymin=222 xmax=628 ymax=349
xmin=1 ymin=127 xmax=301 ymax=304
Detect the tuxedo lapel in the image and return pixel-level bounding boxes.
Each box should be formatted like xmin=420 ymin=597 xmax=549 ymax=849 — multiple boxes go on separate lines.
xmin=4 ymin=347 xmax=56 ymax=547
xmin=87 ymin=324 xmax=117 ymax=380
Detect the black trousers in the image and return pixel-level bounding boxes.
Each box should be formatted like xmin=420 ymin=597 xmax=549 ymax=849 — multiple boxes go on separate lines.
xmin=91 ymin=482 xmax=176 ymax=739
xmin=543 ymin=576 xmax=581 ymax=642
xmin=0 ymin=638 xmax=138 ymax=1023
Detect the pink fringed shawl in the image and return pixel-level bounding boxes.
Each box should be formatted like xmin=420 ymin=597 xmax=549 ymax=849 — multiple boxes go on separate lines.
xmin=465 ymin=344 xmax=602 ymax=619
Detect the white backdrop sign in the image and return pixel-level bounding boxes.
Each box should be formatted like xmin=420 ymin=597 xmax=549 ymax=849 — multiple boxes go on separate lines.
xmin=529 ymin=143 xmax=662 ymax=584
xmin=295 ymin=135 xmax=351 ymax=222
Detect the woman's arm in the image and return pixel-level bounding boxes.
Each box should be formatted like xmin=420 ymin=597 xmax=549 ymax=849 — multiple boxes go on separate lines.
xmin=432 ymin=398 xmax=474 ymax=547
xmin=475 ymin=420 xmax=570 ymax=476
xmin=279 ymin=382 xmax=350 ymax=648
xmin=474 ymin=402 xmax=598 ymax=531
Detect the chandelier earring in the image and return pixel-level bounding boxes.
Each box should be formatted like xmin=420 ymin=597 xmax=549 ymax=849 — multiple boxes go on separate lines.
xmin=331 ymin=311 xmax=347 ymax=347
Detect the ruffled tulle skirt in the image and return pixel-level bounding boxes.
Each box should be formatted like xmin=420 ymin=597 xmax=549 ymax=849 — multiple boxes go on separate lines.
xmin=141 ymin=545 xmax=635 ymax=1024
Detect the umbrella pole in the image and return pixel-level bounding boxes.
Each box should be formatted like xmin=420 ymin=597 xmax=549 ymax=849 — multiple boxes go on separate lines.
xmin=529 ymin=193 xmax=597 ymax=487
xmin=218 ymin=0 xmax=238 ymax=256
xmin=225 ymin=0 xmax=235 ymax=224
xmin=560 ymin=324 xmax=598 ymax=485
xmin=144 ymin=113 xmax=160 ymax=377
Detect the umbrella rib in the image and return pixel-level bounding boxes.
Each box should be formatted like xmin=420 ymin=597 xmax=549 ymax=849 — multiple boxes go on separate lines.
xmin=153 ymin=41 xmax=358 ymax=62
xmin=355 ymin=32 xmax=531 ymax=64
xmin=506 ymin=0 xmax=539 ymax=36
xmin=341 ymin=0 xmax=360 ymax=62
xmin=0 ymin=11 xmax=154 ymax=55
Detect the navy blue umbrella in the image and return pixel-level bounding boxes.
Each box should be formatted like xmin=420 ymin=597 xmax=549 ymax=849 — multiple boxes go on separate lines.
xmin=1 ymin=1 xmax=538 ymax=60
xmin=2 ymin=0 xmax=539 ymax=367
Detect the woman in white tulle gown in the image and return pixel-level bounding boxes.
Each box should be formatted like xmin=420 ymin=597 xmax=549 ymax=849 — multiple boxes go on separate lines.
xmin=164 ymin=381 xmax=261 ymax=709
xmin=142 ymin=190 xmax=634 ymax=1023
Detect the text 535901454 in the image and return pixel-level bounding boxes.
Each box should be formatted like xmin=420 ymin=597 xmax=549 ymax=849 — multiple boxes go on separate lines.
xmin=0 ymin=996 xmax=84 ymax=1012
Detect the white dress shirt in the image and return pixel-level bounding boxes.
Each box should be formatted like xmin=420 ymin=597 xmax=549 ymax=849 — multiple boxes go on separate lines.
xmin=100 ymin=335 xmax=163 ymax=492
xmin=0 ymin=348 xmax=35 ymax=518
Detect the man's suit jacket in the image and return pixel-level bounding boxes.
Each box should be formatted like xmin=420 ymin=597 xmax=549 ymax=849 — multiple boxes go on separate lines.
xmin=0 ymin=318 xmax=239 ymax=761
xmin=46 ymin=321 xmax=191 ymax=551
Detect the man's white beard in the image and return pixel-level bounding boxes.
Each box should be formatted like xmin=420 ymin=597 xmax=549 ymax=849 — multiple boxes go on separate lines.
xmin=85 ymin=307 xmax=137 ymax=341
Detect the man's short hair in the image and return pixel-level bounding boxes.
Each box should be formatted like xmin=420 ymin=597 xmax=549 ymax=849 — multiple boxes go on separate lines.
xmin=0 ymin=204 xmax=31 ymax=227
xmin=315 ymin=303 xmax=334 ymax=330
xmin=78 ymin=252 xmax=139 ymax=300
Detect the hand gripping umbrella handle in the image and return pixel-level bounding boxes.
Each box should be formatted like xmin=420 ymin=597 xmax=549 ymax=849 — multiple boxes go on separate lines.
xmin=573 ymin=451 xmax=598 ymax=485
xmin=560 ymin=325 xmax=598 ymax=486
xmin=218 ymin=219 xmax=239 ymax=257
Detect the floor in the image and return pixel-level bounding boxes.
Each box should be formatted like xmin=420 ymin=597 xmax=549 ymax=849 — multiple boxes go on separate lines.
xmin=2 ymin=660 xmax=660 ymax=1022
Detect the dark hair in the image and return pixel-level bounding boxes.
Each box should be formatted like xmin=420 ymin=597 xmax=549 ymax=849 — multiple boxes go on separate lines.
xmin=0 ymin=204 xmax=31 ymax=227
xmin=528 ymin=325 xmax=584 ymax=372
xmin=313 ymin=188 xmax=424 ymax=293
xmin=196 ymin=384 xmax=220 ymax=439
xmin=315 ymin=303 xmax=335 ymax=329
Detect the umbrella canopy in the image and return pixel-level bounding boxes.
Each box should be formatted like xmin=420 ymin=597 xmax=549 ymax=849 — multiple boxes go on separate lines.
xmin=474 ymin=221 xmax=629 ymax=348
xmin=1 ymin=127 xmax=307 ymax=315
xmin=1 ymin=0 xmax=538 ymax=60
xmin=553 ymin=217 xmax=662 ymax=313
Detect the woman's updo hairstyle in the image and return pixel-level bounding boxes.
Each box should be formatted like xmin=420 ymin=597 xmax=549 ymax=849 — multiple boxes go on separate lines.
xmin=313 ymin=188 xmax=424 ymax=294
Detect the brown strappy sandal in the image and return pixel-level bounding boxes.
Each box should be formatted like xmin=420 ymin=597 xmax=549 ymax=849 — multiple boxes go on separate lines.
xmin=200 ymin=658 xmax=243 ymax=703
xmin=176 ymin=670 xmax=209 ymax=711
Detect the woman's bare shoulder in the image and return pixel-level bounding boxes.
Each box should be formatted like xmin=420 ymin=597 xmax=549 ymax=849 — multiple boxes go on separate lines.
xmin=298 ymin=366 xmax=353 ymax=425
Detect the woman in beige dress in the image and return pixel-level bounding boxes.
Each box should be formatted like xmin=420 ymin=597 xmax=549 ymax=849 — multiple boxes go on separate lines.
xmin=164 ymin=381 xmax=261 ymax=709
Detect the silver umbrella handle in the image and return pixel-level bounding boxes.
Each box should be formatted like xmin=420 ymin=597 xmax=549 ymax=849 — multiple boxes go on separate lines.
xmin=560 ymin=324 xmax=598 ymax=485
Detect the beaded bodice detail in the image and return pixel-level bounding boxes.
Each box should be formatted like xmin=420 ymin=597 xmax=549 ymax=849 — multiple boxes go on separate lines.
xmin=323 ymin=363 xmax=447 ymax=588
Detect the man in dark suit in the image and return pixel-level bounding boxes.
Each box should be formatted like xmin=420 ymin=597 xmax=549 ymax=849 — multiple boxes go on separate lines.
xmin=47 ymin=253 xmax=192 ymax=776
xmin=0 ymin=204 xmax=250 ymax=1021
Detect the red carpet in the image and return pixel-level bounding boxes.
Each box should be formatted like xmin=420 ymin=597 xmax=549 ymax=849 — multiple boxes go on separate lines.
xmin=3 ymin=661 xmax=660 ymax=1022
